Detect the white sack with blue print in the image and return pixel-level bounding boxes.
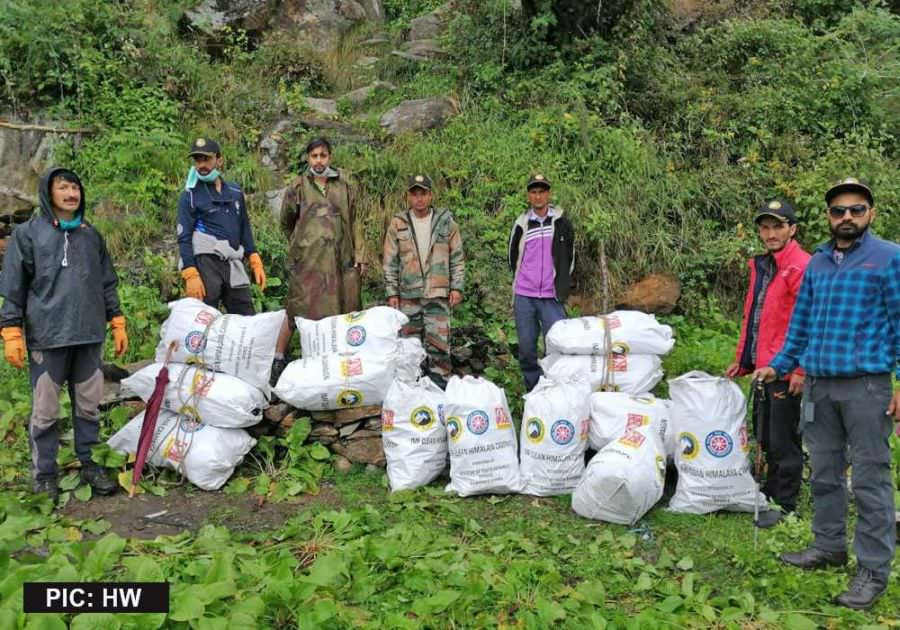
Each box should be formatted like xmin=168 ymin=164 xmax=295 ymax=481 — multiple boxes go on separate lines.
xmin=297 ymin=306 xmax=408 ymax=357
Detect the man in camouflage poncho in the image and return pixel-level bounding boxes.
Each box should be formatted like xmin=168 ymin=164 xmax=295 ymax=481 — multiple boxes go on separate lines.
xmin=384 ymin=174 xmax=465 ymax=387
xmin=273 ymin=138 xmax=365 ymax=378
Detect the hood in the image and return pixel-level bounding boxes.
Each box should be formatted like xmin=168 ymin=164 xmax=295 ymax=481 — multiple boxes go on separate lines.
xmin=39 ymin=166 xmax=86 ymax=226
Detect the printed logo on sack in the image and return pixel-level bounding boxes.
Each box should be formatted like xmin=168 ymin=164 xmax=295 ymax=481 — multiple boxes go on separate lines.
xmin=343 ymin=311 xmax=365 ymax=323
xmin=194 ymin=310 xmax=216 ymax=326
xmin=162 ymin=436 xmax=188 ymax=464
xmin=191 ymin=372 xmax=214 ymax=398
xmin=466 ymin=410 xmax=490 ymax=435
xmin=381 ymin=409 xmax=395 ymax=432
xmin=550 ymin=419 xmax=576 ymax=445
xmin=618 ymin=430 xmax=645 ymax=448
xmin=579 ymin=418 xmax=590 ymax=442
xmin=525 ymin=417 xmax=545 ymax=444
xmin=607 ymin=315 xmax=622 ymax=329
xmin=626 ymin=413 xmax=650 ymax=430
xmin=184 ymin=331 xmax=206 ymax=354
xmin=611 ymin=341 xmax=630 ymax=354
xmin=679 ymin=432 xmax=700 ymax=460
xmin=337 ymin=389 xmax=363 ymax=408
xmin=495 ymin=406 xmax=512 ymax=429
xmin=346 ymin=325 xmax=367 ymax=347
xmin=447 ymin=417 xmax=463 ymax=442
xmin=705 ymin=430 xmax=733 ymax=458
xmin=340 ymin=357 xmax=363 ymax=378
xmin=612 ymin=353 xmax=628 ymax=372
xmin=179 ymin=417 xmax=204 ymax=433
xmin=410 ymin=406 xmax=436 ymax=430
xmin=739 ymin=426 xmax=750 ymax=453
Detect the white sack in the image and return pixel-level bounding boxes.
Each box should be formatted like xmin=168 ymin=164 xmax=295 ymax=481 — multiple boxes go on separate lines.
xmin=107 ymin=410 xmax=256 ymax=491
xmin=382 ymin=377 xmax=448 ymax=491
xmin=540 ymin=353 xmax=663 ymax=394
xmin=667 ymin=371 xmax=765 ymax=514
xmin=518 ymin=377 xmax=592 ymax=496
xmin=155 ymin=298 xmax=285 ymax=392
xmin=297 ymin=306 xmax=408 ymax=357
xmin=572 ymin=426 xmax=667 ymax=525
xmin=121 ymin=363 xmax=266 ymax=429
xmin=273 ymin=352 xmax=395 ymax=410
xmin=588 ymin=392 xmax=674 ymax=456
xmin=395 ymin=337 xmax=427 ymax=383
xmin=444 ymin=375 xmax=522 ymax=496
xmin=545 ymin=311 xmax=674 ymax=356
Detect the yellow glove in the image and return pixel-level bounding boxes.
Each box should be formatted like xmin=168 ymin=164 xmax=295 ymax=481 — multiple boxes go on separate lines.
xmin=248 ymin=253 xmax=266 ymax=292
xmin=182 ymin=267 xmax=206 ymax=300
xmin=109 ymin=316 xmax=128 ymax=357
xmin=1 ymin=327 xmax=26 ymax=369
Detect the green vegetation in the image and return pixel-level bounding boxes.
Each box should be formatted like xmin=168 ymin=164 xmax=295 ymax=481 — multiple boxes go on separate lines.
xmin=1 ymin=0 xmax=898 ymax=626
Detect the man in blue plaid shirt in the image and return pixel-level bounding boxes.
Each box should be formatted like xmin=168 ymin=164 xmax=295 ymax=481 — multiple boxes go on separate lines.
xmin=755 ymin=177 xmax=900 ymax=610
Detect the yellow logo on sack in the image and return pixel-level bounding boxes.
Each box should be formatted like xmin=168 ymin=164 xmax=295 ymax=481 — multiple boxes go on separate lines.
xmin=525 ymin=417 xmax=545 ymax=444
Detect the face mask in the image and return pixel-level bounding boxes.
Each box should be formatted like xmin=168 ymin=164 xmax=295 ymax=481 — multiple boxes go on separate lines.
xmin=308 ymin=164 xmax=339 ymax=179
xmin=184 ymin=166 xmax=221 ymax=190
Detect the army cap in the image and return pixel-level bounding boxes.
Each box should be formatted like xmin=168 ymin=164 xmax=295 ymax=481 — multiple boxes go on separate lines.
xmin=754 ymin=199 xmax=798 ymax=225
xmin=407 ymin=174 xmax=433 ymax=191
xmin=188 ymin=137 xmax=221 ymax=158
xmin=825 ymin=177 xmax=874 ymax=207
xmin=527 ymin=173 xmax=551 ymax=190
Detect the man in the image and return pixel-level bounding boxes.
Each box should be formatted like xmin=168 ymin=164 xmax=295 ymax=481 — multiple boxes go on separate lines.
xmin=754 ymin=178 xmax=900 ymax=610
xmin=725 ymin=199 xmax=810 ymax=528
xmin=384 ymin=174 xmax=464 ymax=388
xmin=0 ymin=167 xmax=129 ymax=503
xmin=177 ymin=137 xmax=266 ymax=315
xmin=508 ymin=174 xmax=575 ymax=391
xmin=273 ymin=137 xmax=366 ymax=381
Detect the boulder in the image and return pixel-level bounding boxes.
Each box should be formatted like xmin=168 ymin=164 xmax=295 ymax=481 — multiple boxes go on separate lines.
xmin=303 ymin=97 xmax=338 ymax=116
xmin=380 ymin=97 xmax=458 ymax=136
xmin=0 ymin=118 xmax=73 ymax=215
xmin=408 ymin=3 xmax=455 ymax=41
xmin=340 ymin=81 xmax=396 ymax=107
xmin=259 ymin=118 xmax=292 ymax=172
xmin=616 ymin=273 xmax=681 ymax=314
xmin=311 ymin=405 xmax=383 ymax=425
xmin=333 ymin=455 xmax=353 ymax=472
xmin=331 ymin=436 xmax=385 ymax=466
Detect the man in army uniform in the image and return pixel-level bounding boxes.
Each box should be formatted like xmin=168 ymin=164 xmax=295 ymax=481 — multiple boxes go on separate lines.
xmin=383 ymin=174 xmax=465 ymax=388
xmin=273 ymin=137 xmax=365 ymax=380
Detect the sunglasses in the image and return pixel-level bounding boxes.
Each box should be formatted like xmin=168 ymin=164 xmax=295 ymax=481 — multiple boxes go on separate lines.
xmin=828 ymin=204 xmax=869 ymax=219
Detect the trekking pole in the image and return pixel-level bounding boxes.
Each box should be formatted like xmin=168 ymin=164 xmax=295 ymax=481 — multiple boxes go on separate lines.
xmin=753 ymin=378 xmax=766 ymax=551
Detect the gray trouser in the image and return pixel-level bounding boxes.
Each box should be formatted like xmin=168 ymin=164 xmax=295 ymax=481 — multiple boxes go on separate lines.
xmin=28 ymin=343 xmax=104 ymax=481
xmin=802 ymin=373 xmax=895 ymax=577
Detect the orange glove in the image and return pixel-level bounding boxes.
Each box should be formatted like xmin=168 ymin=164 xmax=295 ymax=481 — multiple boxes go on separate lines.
xmin=1 ymin=327 xmax=26 ymax=369
xmin=248 ymin=253 xmax=266 ymax=291
xmin=182 ymin=267 xmax=206 ymax=300
xmin=109 ymin=316 xmax=128 ymax=357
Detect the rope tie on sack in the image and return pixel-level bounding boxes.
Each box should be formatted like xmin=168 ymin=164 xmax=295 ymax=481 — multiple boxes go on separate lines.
xmin=598 ymin=314 xmax=618 ymax=392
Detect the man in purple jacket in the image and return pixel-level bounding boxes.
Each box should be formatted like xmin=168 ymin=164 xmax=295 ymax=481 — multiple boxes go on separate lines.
xmin=508 ymin=174 xmax=575 ymax=391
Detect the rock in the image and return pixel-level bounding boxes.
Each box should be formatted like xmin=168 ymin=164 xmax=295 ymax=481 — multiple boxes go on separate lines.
xmin=380 ymin=97 xmax=458 ymax=136
xmin=616 ymin=273 xmax=681 ymax=314
xmin=340 ymin=81 xmax=396 ymax=107
xmin=398 ymin=39 xmax=445 ymax=59
xmin=280 ymin=413 xmax=296 ymax=432
xmin=345 ymin=429 xmax=380 ymax=440
xmin=364 ymin=417 xmax=382 ymax=431
xmin=334 ymin=455 xmax=353 ymax=472
xmin=303 ymin=97 xmax=338 ymax=117
xmin=365 ymin=463 xmax=383 ymax=473
xmin=264 ymin=403 xmax=293 ymax=424
xmin=311 ymin=405 xmax=383 ymax=425
xmin=354 ymin=56 xmax=380 ymax=68
xmin=360 ymin=35 xmax=390 ymax=46
xmin=331 ymin=436 xmax=385 ymax=466
xmin=258 ymin=118 xmax=292 ymax=171
xmin=408 ymin=9 xmax=443 ymax=41
xmin=338 ymin=421 xmax=361 ymax=437
xmin=182 ymin=0 xmax=275 ymax=38
xmin=257 ymin=187 xmax=288 ymax=222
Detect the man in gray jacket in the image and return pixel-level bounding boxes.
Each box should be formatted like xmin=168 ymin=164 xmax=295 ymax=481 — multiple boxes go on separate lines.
xmin=0 ymin=167 xmax=128 ymax=503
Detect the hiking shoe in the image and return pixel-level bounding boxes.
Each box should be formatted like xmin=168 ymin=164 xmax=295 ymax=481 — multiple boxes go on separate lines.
xmin=754 ymin=509 xmax=787 ymax=529
xmin=780 ymin=546 xmax=847 ymax=569
xmin=80 ymin=466 xmax=117 ymax=496
xmin=834 ymin=567 xmax=887 ymax=610
xmin=270 ymin=357 xmax=288 ymax=387
xmin=33 ymin=477 xmax=59 ymax=504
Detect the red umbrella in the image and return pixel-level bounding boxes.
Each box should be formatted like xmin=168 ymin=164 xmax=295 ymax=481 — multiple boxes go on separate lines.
xmin=130 ymin=341 xmax=176 ymax=498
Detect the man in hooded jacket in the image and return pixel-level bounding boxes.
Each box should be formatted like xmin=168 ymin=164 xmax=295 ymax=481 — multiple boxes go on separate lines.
xmin=0 ymin=167 xmax=128 ymax=503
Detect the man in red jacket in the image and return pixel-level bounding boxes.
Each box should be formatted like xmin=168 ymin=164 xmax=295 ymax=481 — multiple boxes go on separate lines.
xmin=726 ymin=199 xmax=811 ymax=528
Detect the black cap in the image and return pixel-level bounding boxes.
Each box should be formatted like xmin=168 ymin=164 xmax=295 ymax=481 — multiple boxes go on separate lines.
xmin=825 ymin=177 xmax=874 ymax=207
xmin=407 ymin=174 xmax=433 ymax=191
xmin=188 ymin=137 xmax=221 ymax=157
xmin=527 ymin=173 xmax=551 ymax=190
xmin=754 ymin=199 xmax=798 ymax=225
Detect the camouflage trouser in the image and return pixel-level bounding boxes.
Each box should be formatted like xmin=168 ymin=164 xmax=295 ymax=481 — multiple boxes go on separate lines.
xmin=400 ymin=297 xmax=450 ymax=384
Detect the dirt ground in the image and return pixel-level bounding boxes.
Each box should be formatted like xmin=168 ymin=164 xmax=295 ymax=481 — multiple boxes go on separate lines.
xmin=61 ymin=480 xmax=343 ymax=540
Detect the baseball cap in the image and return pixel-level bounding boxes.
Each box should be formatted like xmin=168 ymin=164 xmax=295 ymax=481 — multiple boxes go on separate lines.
xmin=824 ymin=177 xmax=874 ymax=207
xmin=754 ymin=199 xmax=798 ymax=225
xmin=407 ymin=174 xmax=433 ymax=191
xmin=188 ymin=137 xmax=221 ymax=157
xmin=527 ymin=173 xmax=551 ymax=190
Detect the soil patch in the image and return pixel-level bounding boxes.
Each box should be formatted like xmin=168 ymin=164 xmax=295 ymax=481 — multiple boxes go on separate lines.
xmin=62 ymin=480 xmax=343 ymax=539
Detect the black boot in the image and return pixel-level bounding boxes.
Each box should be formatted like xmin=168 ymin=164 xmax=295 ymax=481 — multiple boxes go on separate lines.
xmin=834 ymin=567 xmax=887 ymax=610
xmin=80 ymin=465 xmax=117 ymax=496
xmin=754 ymin=509 xmax=786 ymax=529
xmin=780 ymin=546 xmax=848 ymax=569
xmin=33 ymin=477 xmax=59 ymax=505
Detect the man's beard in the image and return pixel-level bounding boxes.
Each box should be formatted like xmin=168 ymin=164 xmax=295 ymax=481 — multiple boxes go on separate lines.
xmin=831 ymin=221 xmax=868 ymax=240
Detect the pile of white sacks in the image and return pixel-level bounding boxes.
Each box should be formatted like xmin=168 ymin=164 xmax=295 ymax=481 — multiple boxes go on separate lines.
xmin=108 ymin=298 xmax=285 ymax=490
xmin=273 ymin=306 xmax=424 ymax=410
xmin=381 ymin=311 xmax=763 ymax=525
